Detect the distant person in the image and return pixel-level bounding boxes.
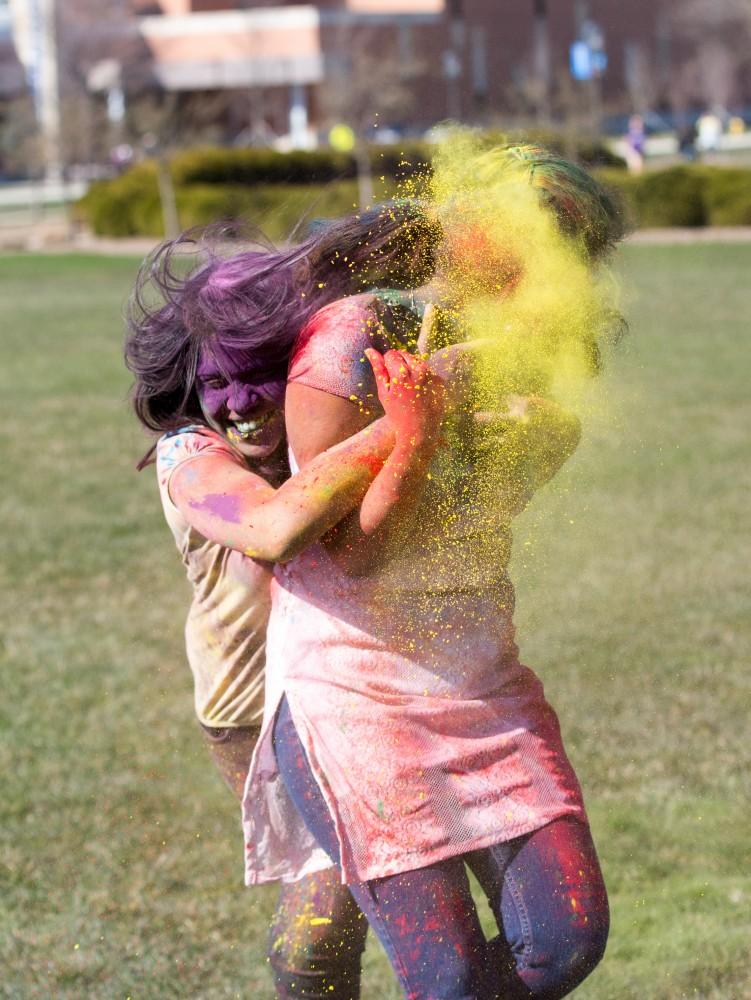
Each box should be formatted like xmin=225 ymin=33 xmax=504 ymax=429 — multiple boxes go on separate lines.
xmin=625 ymin=114 xmax=646 ymax=173
xmin=727 ymin=116 xmax=746 ymax=136
xmin=696 ymin=109 xmax=723 ymax=154
xmin=110 ymin=143 xmax=134 ymax=174
xmin=678 ymin=118 xmax=698 ymax=161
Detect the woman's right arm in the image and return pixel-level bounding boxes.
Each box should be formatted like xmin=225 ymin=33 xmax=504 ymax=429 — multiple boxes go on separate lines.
xmin=312 ymin=349 xmax=446 ymax=576
xmin=168 ymin=417 xmax=396 ymax=563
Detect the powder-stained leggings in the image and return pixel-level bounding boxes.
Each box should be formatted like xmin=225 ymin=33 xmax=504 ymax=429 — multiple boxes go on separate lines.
xmin=201 ymin=722 xmax=367 ymax=999
xmin=273 ymin=695 xmax=610 ymax=1000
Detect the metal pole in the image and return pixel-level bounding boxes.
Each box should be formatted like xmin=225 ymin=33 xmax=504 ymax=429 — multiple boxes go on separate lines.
xmin=38 ymin=0 xmax=62 ymax=182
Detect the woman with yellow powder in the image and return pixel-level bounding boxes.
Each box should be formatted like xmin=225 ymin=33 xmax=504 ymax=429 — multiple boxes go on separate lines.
xmin=241 ymin=144 xmax=626 ymax=999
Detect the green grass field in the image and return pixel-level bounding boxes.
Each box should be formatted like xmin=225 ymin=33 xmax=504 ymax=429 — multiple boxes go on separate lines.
xmin=1 ymin=246 xmax=749 ymax=999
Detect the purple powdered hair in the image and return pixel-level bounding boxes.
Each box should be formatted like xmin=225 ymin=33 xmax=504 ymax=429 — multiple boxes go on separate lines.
xmin=125 ymin=204 xmax=441 ymax=437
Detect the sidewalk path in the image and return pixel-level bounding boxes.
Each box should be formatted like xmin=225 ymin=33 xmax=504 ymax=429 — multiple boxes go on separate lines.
xmin=627 ymin=227 xmax=751 ymax=244
xmin=3 ymin=226 xmax=751 ymax=254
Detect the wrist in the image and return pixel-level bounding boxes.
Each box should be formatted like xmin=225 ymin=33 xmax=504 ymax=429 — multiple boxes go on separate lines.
xmin=392 ymin=429 xmax=441 ymax=462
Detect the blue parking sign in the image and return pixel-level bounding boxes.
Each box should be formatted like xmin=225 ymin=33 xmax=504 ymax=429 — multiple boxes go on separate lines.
xmin=570 ymin=40 xmax=592 ymax=81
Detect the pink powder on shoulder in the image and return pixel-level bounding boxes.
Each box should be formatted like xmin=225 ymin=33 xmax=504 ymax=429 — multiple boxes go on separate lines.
xmin=289 ymin=294 xmax=389 ymax=402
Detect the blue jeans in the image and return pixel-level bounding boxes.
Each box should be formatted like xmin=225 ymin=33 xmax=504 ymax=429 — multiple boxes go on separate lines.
xmin=273 ymin=696 xmax=609 ymax=1000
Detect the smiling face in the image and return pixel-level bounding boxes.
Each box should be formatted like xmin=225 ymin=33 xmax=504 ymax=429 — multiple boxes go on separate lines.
xmin=196 ymin=342 xmax=287 ymax=462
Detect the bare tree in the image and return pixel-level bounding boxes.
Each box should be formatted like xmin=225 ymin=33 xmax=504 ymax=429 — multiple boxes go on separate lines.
xmin=672 ymin=0 xmax=751 ymax=109
xmin=47 ymin=0 xmax=145 ymax=167
xmin=318 ymin=23 xmax=424 ymax=206
xmin=319 ymin=24 xmax=422 ymax=138
xmin=0 ymin=91 xmax=43 ymax=176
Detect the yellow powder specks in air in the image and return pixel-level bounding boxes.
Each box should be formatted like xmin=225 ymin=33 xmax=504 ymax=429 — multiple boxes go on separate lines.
xmin=388 ymin=131 xmax=623 ymax=594
xmin=427 ymin=131 xmax=620 ymax=422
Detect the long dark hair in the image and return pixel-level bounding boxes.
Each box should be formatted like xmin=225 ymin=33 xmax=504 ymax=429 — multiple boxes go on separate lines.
xmin=125 ymin=143 xmax=626 ymax=451
xmin=124 ymin=201 xmax=441 ymax=438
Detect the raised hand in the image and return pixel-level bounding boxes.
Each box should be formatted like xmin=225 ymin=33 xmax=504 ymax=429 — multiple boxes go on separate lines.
xmin=364 ymin=348 xmax=446 ymax=447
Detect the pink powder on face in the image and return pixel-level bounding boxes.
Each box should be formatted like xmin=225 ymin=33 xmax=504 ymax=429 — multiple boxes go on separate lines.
xmin=189 ymin=492 xmax=242 ymax=524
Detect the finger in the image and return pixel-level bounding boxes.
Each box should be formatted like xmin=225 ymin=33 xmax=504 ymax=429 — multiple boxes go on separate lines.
xmin=402 ymin=351 xmax=430 ymax=384
xmin=417 ymin=303 xmax=437 ymax=355
xmin=450 ymin=337 xmax=493 ymax=355
xmin=364 ymin=348 xmax=390 ymax=388
xmin=383 ymin=349 xmax=411 ymax=383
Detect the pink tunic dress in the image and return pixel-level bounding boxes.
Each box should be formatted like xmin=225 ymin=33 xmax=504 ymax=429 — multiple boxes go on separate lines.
xmin=242 ymin=295 xmax=586 ymax=886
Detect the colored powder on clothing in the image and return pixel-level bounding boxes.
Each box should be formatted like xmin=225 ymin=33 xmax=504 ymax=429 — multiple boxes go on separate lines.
xmin=243 ymin=134 xmax=624 ymax=893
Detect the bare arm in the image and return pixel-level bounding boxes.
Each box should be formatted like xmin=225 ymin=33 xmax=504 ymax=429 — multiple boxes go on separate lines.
xmin=286 ymin=350 xmax=446 ymax=576
xmin=170 ymin=416 xmax=396 ymax=563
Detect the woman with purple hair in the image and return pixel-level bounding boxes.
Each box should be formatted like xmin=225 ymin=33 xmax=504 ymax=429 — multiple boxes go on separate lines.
xmin=125 ymin=203 xmax=447 ymax=998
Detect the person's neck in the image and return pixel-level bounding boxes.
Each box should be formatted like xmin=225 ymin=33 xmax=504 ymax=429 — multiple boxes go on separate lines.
xmin=249 ymin=442 xmax=289 ymax=487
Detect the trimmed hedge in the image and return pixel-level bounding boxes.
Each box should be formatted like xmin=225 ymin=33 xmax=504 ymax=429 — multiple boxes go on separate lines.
xmin=700 ymin=167 xmax=751 ymax=226
xmin=76 ymin=134 xmax=624 ymax=238
xmin=76 ymin=151 xmax=751 ymax=238
xmin=76 ymin=170 xmax=398 ymax=241
xmin=169 ymin=136 xmax=620 ymax=187
xmin=169 ymin=144 xmax=432 ymax=186
xmin=595 ymin=166 xmax=707 ymax=228
xmin=75 ymin=163 xmax=160 ymax=237
xmin=596 ymin=165 xmax=751 ymax=229
xmin=74 ymin=138 xmax=622 ymax=239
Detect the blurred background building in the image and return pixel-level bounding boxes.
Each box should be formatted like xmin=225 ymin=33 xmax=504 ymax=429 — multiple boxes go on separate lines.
xmin=2 ymin=0 xmax=751 ymax=179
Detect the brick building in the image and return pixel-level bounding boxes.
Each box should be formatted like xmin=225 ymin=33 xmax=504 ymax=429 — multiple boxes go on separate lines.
xmin=4 ymin=0 xmax=751 ymax=164
xmin=124 ymin=1 xmax=751 ymax=136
